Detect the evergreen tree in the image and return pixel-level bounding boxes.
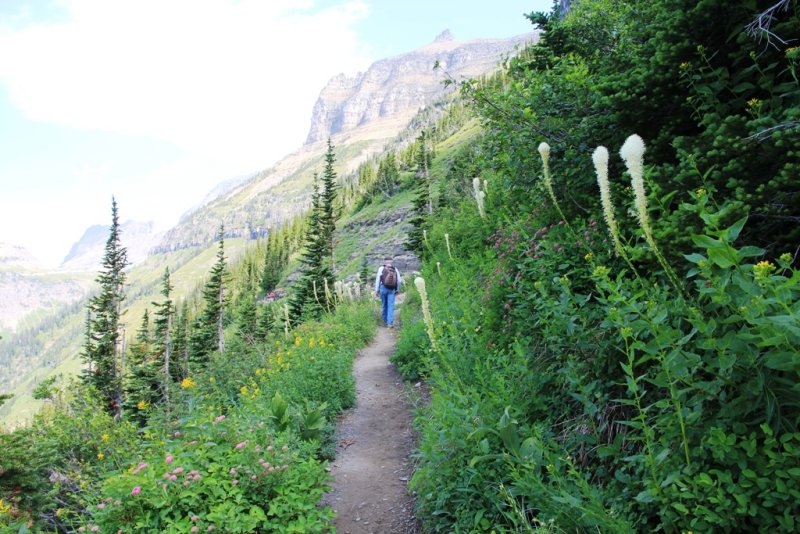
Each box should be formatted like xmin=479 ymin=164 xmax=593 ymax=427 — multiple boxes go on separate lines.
xmin=359 ymin=254 xmax=371 ymax=290
xmin=377 ymin=152 xmax=399 ymax=197
xmin=189 ymin=225 xmax=227 ymax=363
xmin=234 ymin=294 xmax=258 ymax=345
xmin=320 ymin=138 xmax=340 ymax=271
xmin=255 ymin=303 xmax=275 ymax=340
xmin=171 ymin=301 xmax=189 ymax=379
xmin=123 ymin=310 xmax=159 ymax=421
xmin=260 ymin=229 xmax=286 ymax=295
xmin=407 ymin=131 xmax=433 ymax=253
xmin=151 ymin=268 xmax=174 ymax=400
xmin=81 ymin=197 xmax=129 ymax=417
xmin=288 ymin=174 xmax=334 ymax=322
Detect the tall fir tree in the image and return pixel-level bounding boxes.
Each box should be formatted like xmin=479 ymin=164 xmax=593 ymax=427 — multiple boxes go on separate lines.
xmin=320 ymin=138 xmax=340 ymax=271
xmin=171 ymin=301 xmax=189 ymax=379
xmin=189 ymin=225 xmax=228 ymax=364
xmin=81 ymin=197 xmax=129 ymax=417
xmin=151 ymin=268 xmax=174 ymax=400
xmin=407 ymin=130 xmax=433 ymax=253
xmin=288 ymin=173 xmax=335 ymax=322
xmin=123 ymin=310 xmax=160 ymax=421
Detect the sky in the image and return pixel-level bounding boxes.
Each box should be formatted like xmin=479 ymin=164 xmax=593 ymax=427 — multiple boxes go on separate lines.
xmin=0 ymin=0 xmax=551 ymax=268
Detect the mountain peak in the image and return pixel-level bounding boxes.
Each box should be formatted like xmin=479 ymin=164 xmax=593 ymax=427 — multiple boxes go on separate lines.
xmin=433 ymin=30 xmax=454 ymax=43
xmin=304 ymin=31 xmax=539 ymax=144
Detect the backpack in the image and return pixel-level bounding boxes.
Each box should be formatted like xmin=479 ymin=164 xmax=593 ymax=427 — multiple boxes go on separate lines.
xmin=381 ymin=265 xmax=398 ymax=289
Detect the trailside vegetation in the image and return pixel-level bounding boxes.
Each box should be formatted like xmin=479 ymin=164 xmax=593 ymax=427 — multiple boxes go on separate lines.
xmin=0 ymin=185 xmax=374 ymax=530
xmin=398 ymin=1 xmax=800 ymax=531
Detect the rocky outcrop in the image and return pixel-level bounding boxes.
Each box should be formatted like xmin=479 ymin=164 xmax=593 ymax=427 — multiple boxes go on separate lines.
xmin=61 ymin=220 xmax=163 ymax=272
xmin=305 ymin=31 xmax=539 ymax=144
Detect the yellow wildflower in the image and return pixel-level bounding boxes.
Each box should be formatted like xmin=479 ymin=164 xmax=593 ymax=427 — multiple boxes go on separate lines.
xmin=137 ymin=400 xmax=148 ymax=410
xmin=753 ymin=260 xmax=776 ymax=279
xmin=181 ymin=377 xmax=197 ymax=389
xmin=255 ymin=368 xmax=262 ymax=376
xmin=240 ymin=385 xmax=249 ymax=396
xmin=679 ymin=61 xmax=690 ymax=70
xmin=747 ymin=97 xmax=761 ymax=108
xmin=97 ymin=453 xmax=104 ymax=460
xmin=294 ymin=337 xmax=302 ymax=346
xmin=319 ymin=340 xmax=327 ymax=347
xmin=308 ymin=337 xmax=316 ymax=348
xmin=695 ymin=188 xmax=707 ymax=197
xmin=584 ymin=252 xmax=594 ymax=261
xmin=101 ymin=433 xmax=110 ymax=441
xmin=0 ymin=498 xmax=12 ymax=514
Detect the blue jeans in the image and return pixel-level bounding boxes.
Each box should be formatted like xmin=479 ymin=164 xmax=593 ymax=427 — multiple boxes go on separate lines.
xmin=379 ymin=285 xmax=396 ymax=325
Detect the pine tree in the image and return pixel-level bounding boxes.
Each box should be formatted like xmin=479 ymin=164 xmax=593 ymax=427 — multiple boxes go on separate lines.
xmin=360 ymin=255 xmax=371 ymax=291
xmin=377 ymin=152 xmax=399 ymax=197
xmin=189 ymin=225 xmax=227 ymax=363
xmin=171 ymin=301 xmax=189 ymax=379
xmin=320 ymin=138 xmax=340 ymax=271
xmin=235 ymin=294 xmax=258 ymax=345
xmin=123 ymin=310 xmax=159 ymax=421
xmin=255 ymin=303 xmax=275 ymax=340
xmin=260 ymin=229 xmax=286 ymax=295
xmin=288 ymin=173 xmax=334 ymax=322
xmin=151 ymin=268 xmax=174 ymax=401
xmin=408 ymin=131 xmax=433 ymax=253
xmin=81 ymin=197 xmax=129 ymax=417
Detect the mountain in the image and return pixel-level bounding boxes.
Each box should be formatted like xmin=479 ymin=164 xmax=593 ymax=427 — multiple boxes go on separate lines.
xmin=157 ymin=31 xmax=538 ymax=253
xmin=60 ymin=220 xmax=163 ymax=272
xmin=305 ymin=30 xmax=537 ymax=144
xmin=0 ymin=243 xmax=90 ymax=331
xmin=1 ymin=30 xmax=534 ymax=425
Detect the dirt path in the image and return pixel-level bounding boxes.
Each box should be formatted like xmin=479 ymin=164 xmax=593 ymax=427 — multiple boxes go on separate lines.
xmin=322 ymin=316 xmax=422 ymax=533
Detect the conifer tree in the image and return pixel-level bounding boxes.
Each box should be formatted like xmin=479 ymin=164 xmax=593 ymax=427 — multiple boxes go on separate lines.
xmin=408 ymin=131 xmax=433 ymax=253
xmin=288 ymin=174 xmax=334 ymax=322
xmin=172 ymin=301 xmax=189 ymax=379
xmin=189 ymin=225 xmax=227 ymax=363
xmin=320 ymin=138 xmax=340 ymax=271
xmin=151 ymin=268 xmax=174 ymax=400
xmin=235 ymin=294 xmax=258 ymax=345
xmin=123 ymin=310 xmax=159 ymax=420
xmin=255 ymin=303 xmax=275 ymax=340
xmin=81 ymin=197 xmax=129 ymax=417
xmin=260 ymin=229 xmax=286 ymax=295
xmin=377 ymin=152 xmax=399 ymax=197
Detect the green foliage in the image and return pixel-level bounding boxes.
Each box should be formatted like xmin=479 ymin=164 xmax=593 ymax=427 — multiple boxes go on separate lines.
xmin=190 ymin=226 xmax=229 ymax=363
xmin=397 ymin=4 xmax=800 ymax=528
xmin=80 ymin=197 xmax=129 ymax=417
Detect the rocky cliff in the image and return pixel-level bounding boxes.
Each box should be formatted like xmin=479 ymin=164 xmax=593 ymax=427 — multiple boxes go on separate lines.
xmin=305 ymin=30 xmax=538 ymax=144
xmin=0 ymin=243 xmax=90 ymax=331
xmin=60 ymin=220 xmax=163 ymax=272
xmin=157 ymin=31 xmax=538 ymax=254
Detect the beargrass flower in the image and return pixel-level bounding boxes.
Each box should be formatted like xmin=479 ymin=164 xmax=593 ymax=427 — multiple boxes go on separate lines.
xmin=414 ymin=277 xmax=438 ymax=352
xmin=593 ymin=146 xmax=626 ymax=258
xmin=620 ymin=134 xmax=655 ymax=249
xmin=445 ymin=233 xmax=453 ymax=259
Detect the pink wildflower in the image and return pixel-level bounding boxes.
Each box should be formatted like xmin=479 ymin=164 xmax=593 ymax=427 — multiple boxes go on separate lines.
xmin=235 ymin=441 xmax=247 ymax=449
xmin=191 ymin=516 xmax=199 ymax=522
xmin=229 ymin=468 xmax=237 ymax=475
xmin=215 ymin=415 xmax=225 ymax=422
xmin=172 ymin=467 xmax=184 ymax=474
xmin=208 ymin=527 xmax=216 ymax=532
xmin=251 ymin=475 xmax=257 ymax=480
xmin=266 ymin=445 xmax=274 ymax=451
xmin=281 ymin=445 xmax=288 ymax=451
xmin=232 ymin=479 xmax=239 ymax=485
xmin=169 ymin=475 xmax=178 ymax=481
xmin=97 ymin=503 xmax=105 ymax=509
xmin=91 ymin=528 xmax=100 ymax=533
xmin=174 ymin=431 xmax=181 ymax=437
xmin=165 ymin=455 xmax=174 ymax=463
xmin=131 ymin=486 xmax=141 ymax=496
xmin=191 ymin=527 xmax=198 ymax=533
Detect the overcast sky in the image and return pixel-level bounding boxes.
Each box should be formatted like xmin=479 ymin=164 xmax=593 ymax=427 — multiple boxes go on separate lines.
xmin=0 ymin=0 xmax=550 ymax=267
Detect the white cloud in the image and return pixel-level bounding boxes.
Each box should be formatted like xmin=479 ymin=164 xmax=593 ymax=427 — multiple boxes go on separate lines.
xmin=0 ymin=0 xmax=372 ymax=172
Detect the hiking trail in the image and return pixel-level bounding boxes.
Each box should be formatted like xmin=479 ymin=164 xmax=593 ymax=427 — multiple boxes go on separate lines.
xmin=322 ymin=301 xmax=422 ymax=533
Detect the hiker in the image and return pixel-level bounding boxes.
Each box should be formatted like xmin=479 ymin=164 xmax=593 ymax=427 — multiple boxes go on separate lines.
xmin=374 ymin=256 xmax=402 ymax=328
